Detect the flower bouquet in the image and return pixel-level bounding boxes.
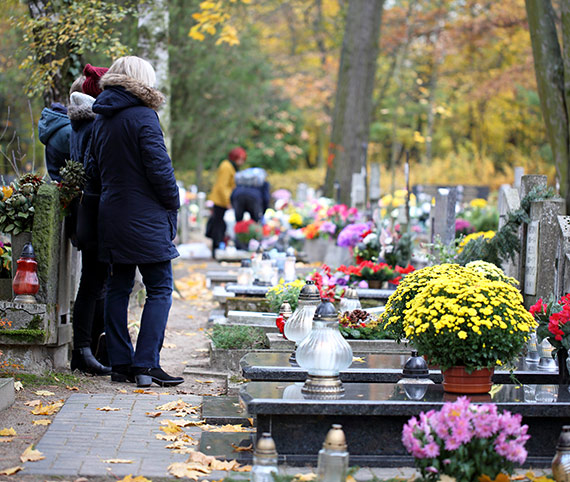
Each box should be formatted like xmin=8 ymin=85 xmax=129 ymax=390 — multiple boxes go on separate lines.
xmin=383 ymin=264 xmax=536 ymax=374
xmin=265 ymin=279 xmax=306 ymax=312
xmin=0 ymin=173 xmax=45 ymax=235
xmin=336 ymin=222 xmax=371 ymax=249
xmin=234 ymin=220 xmax=262 ymax=248
xmin=402 ymin=397 xmax=530 ymax=482
xmin=339 ymin=309 xmax=394 ymax=340
xmin=338 ymin=261 xmax=396 ymax=288
xmin=529 ymin=295 xmax=570 ymax=383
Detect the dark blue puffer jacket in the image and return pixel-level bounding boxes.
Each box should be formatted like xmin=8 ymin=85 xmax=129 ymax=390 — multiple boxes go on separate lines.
xmin=38 ymin=103 xmax=71 ymax=182
xmin=90 ymin=73 xmax=179 ymax=265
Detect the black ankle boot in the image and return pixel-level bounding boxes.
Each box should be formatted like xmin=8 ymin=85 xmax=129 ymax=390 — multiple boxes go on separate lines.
xmin=111 ymin=364 xmax=135 ymax=383
xmin=134 ymin=367 xmax=184 ymax=388
xmin=70 ymin=347 xmax=112 ymax=376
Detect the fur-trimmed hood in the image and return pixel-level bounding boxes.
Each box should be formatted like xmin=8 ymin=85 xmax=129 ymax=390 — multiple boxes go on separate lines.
xmin=99 ymin=73 xmax=164 ymax=110
xmin=68 ymin=92 xmax=96 ymax=122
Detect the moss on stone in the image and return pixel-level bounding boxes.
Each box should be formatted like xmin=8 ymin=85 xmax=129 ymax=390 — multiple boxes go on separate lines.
xmin=31 ymin=184 xmax=61 ymax=304
xmin=0 ymin=328 xmax=46 ymax=342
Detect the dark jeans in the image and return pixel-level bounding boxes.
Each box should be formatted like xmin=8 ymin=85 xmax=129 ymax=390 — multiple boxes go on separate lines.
xmin=232 ymin=194 xmax=262 ymax=222
xmin=104 ymin=261 xmax=173 ymax=369
xmin=207 ymin=205 xmax=227 ymax=252
xmin=72 ymin=247 xmax=108 ymax=348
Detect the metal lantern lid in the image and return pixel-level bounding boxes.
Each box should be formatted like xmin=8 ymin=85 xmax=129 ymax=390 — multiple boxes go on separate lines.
xmin=402 ymin=350 xmax=429 ymax=378
xmin=298 ymin=280 xmax=321 ymax=303
xmin=323 ymin=424 xmax=347 ymax=451
xmin=557 ymin=426 xmax=570 ymax=451
xmin=20 ymin=242 xmax=36 ymax=259
xmin=313 ymin=300 xmax=338 ymax=322
xmin=279 ymin=301 xmax=292 ymax=316
xmin=344 ymin=287 xmax=358 ymax=300
xmin=241 ymin=258 xmax=252 ymax=268
xmin=255 ymin=432 xmax=278 ymax=457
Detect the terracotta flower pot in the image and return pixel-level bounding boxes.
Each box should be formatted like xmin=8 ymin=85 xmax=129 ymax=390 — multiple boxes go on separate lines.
xmin=442 ymin=366 xmax=494 ymax=394
xmin=367 ymin=279 xmax=382 ymax=289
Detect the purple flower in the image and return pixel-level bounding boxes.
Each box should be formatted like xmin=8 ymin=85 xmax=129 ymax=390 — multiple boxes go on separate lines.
xmin=337 ymin=223 xmax=371 ymax=248
xmin=358 ymin=280 xmax=368 ymax=288
xmin=320 ymin=221 xmax=336 ymax=235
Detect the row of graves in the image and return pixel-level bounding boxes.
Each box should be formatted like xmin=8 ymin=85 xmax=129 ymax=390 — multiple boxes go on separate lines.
xmin=199 ymin=174 xmax=570 ymax=480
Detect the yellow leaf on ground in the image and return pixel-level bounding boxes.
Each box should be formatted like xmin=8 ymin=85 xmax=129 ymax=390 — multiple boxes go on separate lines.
xmin=32 ymin=420 xmax=51 ymax=426
xmin=146 ymin=411 xmax=162 ymax=418
xmin=0 ymin=438 xmax=13 ymax=443
xmin=20 ymin=444 xmax=45 ymax=462
xmin=161 ymin=419 xmax=204 ymax=428
xmin=66 ymin=386 xmax=79 ymax=391
xmin=231 ymin=443 xmax=253 ymax=452
xmin=97 ymin=406 xmax=121 ymax=411
xmin=0 ymin=466 xmax=22 ymax=475
xmin=210 ymin=459 xmax=243 ymax=471
xmin=117 ymin=476 xmax=152 ymax=482
xmin=118 ymin=389 xmax=128 ymax=394
xmin=160 ymin=421 xmax=183 ymax=434
xmin=168 ymin=462 xmax=210 ymax=479
xmin=186 ymin=451 xmax=215 ymax=466
xmin=352 ymin=356 xmax=365 ymax=363
xmin=195 ymin=348 xmax=208 ymax=352
xmin=156 ymin=399 xmax=188 ymax=411
xmin=24 ymin=400 xmax=41 ymax=407
xmin=194 ymin=379 xmax=213 ymax=384
xmin=31 ymin=402 xmax=63 ymax=416
xmin=233 ymin=464 xmax=252 ymax=472
xmin=248 ymin=417 xmax=254 ymax=426
xmin=103 ymin=459 xmax=134 ymax=464
xmin=34 ymin=390 xmax=55 ymax=396
xmin=346 ymin=476 xmax=357 ymax=482
xmin=163 ymin=343 xmax=176 ymax=348
xmin=186 ymin=315 xmax=194 ymax=319
xmin=156 ymin=433 xmax=177 ymax=442
xmin=0 ymin=428 xmax=16 ymax=437
xmin=133 ymin=389 xmax=158 ymax=395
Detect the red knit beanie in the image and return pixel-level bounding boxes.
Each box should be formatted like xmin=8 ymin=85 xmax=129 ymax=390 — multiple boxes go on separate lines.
xmin=82 ymin=64 xmax=109 ymax=98
xmin=228 ymin=147 xmax=247 ymax=162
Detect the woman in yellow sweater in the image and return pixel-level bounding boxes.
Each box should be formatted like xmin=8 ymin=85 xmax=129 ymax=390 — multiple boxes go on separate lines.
xmin=207 ymin=147 xmax=247 ymax=256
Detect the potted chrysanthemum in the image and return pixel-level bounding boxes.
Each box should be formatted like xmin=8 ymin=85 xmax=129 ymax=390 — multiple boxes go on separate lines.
xmin=383 ymin=263 xmax=536 ymax=393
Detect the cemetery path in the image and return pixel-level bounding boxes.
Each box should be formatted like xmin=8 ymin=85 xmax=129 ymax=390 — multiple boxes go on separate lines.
xmin=0 ymin=257 xmax=229 ymax=480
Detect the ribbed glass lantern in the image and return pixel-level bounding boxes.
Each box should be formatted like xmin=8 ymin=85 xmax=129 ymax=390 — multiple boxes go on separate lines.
xmin=339 ymin=287 xmax=361 ymax=312
xmin=283 ymin=280 xmax=321 ymax=347
xmin=296 ymin=300 xmax=353 ymax=396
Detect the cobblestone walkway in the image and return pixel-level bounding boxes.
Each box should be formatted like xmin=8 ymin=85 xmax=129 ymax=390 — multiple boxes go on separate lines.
xmin=24 ymin=393 xmax=203 ymax=478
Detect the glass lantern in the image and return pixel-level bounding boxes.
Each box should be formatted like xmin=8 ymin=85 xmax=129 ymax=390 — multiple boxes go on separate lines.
xmin=254 ymin=254 xmax=274 ymax=286
xmin=339 ymin=287 xmax=361 ymax=313
xmin=283 ymin=247 xmax=296 ymax=282
xmin=296 ymin=300 xmax=353 ymax=396
xmin=283 ymin=280 xmax=321 ymax=362
xmin=237 ymin=259 xmax=254 ymax=286
xmin=537 ymin=338 xmax=557 ymax=372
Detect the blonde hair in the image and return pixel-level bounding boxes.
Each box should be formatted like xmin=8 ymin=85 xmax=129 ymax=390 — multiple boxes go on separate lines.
xmin=108 ymin=56 xmax=156 ymax=87
xmin=69 ymin=75 xmax=85 ymax=96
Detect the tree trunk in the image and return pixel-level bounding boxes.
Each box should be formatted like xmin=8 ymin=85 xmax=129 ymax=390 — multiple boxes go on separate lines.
xmin=525 ymin=0 xmax=569 ymax=208
xmin=138 ymin=0 xmax=171 ymax=152
xmin=324 ymin=0 xmax=384 ymax=204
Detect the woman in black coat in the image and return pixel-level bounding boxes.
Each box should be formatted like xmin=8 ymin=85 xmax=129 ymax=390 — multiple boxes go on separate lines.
xmin=89 ymin=56 xmax=183 ymax=388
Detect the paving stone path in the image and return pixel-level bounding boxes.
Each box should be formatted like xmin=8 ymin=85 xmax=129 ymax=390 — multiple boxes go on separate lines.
xmin=24 ymin=393 xmax=204 ymax=478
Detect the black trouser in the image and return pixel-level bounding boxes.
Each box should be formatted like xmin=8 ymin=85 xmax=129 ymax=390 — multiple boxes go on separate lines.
xmin=208 ymin=205 xmax=227 ymax=252
xmin=72 ymin=246 xmax=108 ymax=348
xmin=233 ymin=194 xmax=262 ymax=222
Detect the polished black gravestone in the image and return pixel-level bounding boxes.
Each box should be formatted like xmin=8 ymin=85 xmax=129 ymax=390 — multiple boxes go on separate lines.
xmin=241 ymin=352 xmax=560 ymax=384
xmin=240 ymin=381 xmax=570 ymax=467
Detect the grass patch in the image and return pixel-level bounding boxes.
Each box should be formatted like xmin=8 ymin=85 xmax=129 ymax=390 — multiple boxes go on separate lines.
xmin=0 ymin=370 xmax=82 ymax=387
xmin=208 ymin=325 xmax=268 ymax=350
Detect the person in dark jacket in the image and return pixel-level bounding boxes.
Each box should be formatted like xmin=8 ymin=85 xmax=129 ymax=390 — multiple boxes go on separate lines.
xmin=231 ymin=167 xmax=271 ymax=223
xmin=38 ymin=102 xmax=72 ymax=182
xmin=68 ymin=64 xmax=111 ymax=376
xmin=89 ymin=56 xmax=183 ymax=388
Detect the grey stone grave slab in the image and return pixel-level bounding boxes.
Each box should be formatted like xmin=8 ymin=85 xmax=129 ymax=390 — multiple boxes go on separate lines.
xmin=201 ymin=395 xmax=250 ymax=425
xmin=430 ymin=187 xmax=457 ymax=245
xmin=215 ymin=249 xmax=251 ymax=262
xmin=355 ymin=288 xmax=395 ymax=301
xmin=241 ymin=381 xmax=570 ymax=467
xmin=213 ymin=286 xmax=235 ymax=304
xmin=227 ymin=310 xmax=278 ymax=326
xmin=226 ymin=284 xmax=269 ymax=297
xmin=240 ymin=352 xmax=560 ymax=384
xmin=0 ymin=377 xmax=14 ymax=411
xmin=208 ymin=309 xmax=227 ymax=323
xmin=199 ymin=432 xmax=255 ymax=464
xmin=266 ymin=333 xmax=410 ymax=354
xmin=206 ymin=270 xmax=238 ymax=287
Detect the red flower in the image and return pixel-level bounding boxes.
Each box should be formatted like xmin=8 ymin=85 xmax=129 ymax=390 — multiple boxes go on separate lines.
xmin=529 ymin=298 xmax=546 ymax=317
xmin=275 ymin=314 xmax=285 ymax=335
